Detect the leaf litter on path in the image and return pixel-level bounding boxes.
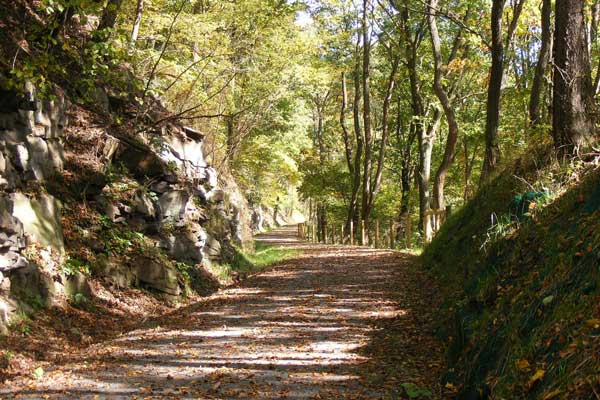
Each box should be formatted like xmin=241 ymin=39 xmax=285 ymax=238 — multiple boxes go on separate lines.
xmin=1 ymin=227 xmax=448 ymax=399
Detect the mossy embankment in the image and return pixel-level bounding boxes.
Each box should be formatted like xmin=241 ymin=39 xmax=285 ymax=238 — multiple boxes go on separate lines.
xmin=424 ymin=148 xmax=600 ymax=399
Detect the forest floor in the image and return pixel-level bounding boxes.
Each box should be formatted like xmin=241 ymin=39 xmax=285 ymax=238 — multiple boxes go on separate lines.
xmin=0 ymin=226 xmax=447 ymax=399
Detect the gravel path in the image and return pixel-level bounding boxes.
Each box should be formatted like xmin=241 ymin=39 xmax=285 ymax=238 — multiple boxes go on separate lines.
xmin=1 ymin=227 xmax=445 ymax=399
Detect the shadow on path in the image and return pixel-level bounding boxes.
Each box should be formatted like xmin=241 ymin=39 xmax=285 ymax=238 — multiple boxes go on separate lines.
xmin=1 ymin=226 xmax=445 ymax=399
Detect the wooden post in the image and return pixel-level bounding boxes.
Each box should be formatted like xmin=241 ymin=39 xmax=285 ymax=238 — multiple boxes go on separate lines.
xmin=375 ymin=219 xmax=380 ymax=248
xmin=341 ymin=224 xmax=345 ymax=244
xmin=389 ymin=219 xmax=395 ymax=249
xmin=332 ymin=224 xmax=336 ymax=244
xmin=405 ymin=215 xmax=412 ymax=249
xmin=360 ymin=220 xmax=366 ymax=246
xmin=324 ymin=224 xmax=328 ymax=244
xmin=350 ymin=220 xmax=354 ymax=246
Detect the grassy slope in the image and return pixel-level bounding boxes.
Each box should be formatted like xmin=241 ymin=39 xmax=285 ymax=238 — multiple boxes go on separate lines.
xmin=423 ymin=148 xmax=600 ymax=399
xmin=206 ymin=242 xmax=298 ymax=283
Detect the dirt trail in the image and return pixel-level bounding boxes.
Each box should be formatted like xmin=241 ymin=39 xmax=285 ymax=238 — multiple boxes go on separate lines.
xmin=1 ymin=226 xmax=446 ymax=399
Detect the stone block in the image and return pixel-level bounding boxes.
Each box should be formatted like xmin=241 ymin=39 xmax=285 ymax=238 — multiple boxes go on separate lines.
xmin=11 ymin=192 xmax=64 ymax=252
xmin=133 ymin=191 xmax=156 ymax=218
xmin=159 ymin=190 xmax=190 ymax=220
xmin=134 ymin=257 xmax=180 ymax=296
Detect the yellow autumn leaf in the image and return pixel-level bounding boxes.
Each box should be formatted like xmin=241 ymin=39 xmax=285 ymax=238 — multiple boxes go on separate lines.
xmin=586 ymin=318 xmax=600 ymax=327
xmin=527 ymin=369 xmax=545 ymax=389
xmin=444 ymin=382 xmax=458 ymax=392
xmin=542 ymin=389 xmax=562 ymax=399
xmin=516 ymin=359 xmax=530 ymax=370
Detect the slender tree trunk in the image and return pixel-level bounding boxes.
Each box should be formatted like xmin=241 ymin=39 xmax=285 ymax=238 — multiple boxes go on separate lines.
xmin=361 ymin=0 xmax=373 ymax=244
xmin=397 ymin=96 xmax=416 ymax=221
xmin=400 ymin=3 xmax=426 ymax=229
xmin=428 ymin=0 xmax=460 ymax=211
xmin=480 ymin=0 xmax=506 ymax=183
xmin=481 ymin=0 xmax=526 ymax=182
xmin=317 ymin=109 xmax=325 ymax=160
xmin=592 ymin=0 xmax=600 ymax=95
xmin=553 ymin=0 xmax=597 ymax=156
xmin=341 ymin=72 xmax=356 ymax=237
xmin=225 ymin=115 xmax=236 ymax=163
xmin=349 ymin=40 xmax=363 ymax=234
xmin=368 ymin=55 xmax=399 ymax=210
xmin=594 ymin=57 xmax=600 ymax=96
xmin=317 ymin=204 xmax=327 ymax=242
xmin=419 ymin=108 xmax=441 ymax=237
xmin=529 ymin=0 xmax=553 ymax=125
xmin=340 ymin=72 xmax=354 ymax=177
xmin=130 ymin=0 xmax=144 ymax=46
xmin=588 ymin=0 xmax=599 ymax=56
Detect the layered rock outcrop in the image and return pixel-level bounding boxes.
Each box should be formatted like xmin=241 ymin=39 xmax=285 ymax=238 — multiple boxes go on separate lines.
xmin=0 ymin=85 xmax=253 ymax=331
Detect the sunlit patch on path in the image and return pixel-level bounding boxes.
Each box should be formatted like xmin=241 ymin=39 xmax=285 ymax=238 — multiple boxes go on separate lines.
xmin=1 ymin=226 xmax=444 ymax=399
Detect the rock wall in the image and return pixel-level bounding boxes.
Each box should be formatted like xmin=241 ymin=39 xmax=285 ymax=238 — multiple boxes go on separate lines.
xmin=0 ymin=85 xmax=70 ymax=331
xmin=0 ymin=85 xmax=254 ymax=331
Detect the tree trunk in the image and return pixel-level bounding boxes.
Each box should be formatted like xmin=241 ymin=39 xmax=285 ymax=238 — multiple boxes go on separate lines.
xmin=98 ymin=0 xmax=124 ymax=32
xmin=226 ymin=116 xmax=235 ymax=161
xmin=400 ymin=2 xmax=426 ymax=229
xmin=317 ymin=109 xmax=325 ymax=161
xmin=130 ymin=0 xmax=144 ymax=46
xmin=317 ymin=204 xmax=327 ymax=242
xmin=361 ymin=0 xmax=373 ymax=244
xmin=529 ymin=0 xmax=553 ymax=126
xmin=340 ymin=72 xmax=354 ymax=177
xmin=368 ymin=55 xmax=399 ymax=210
xmin=397 ymin=96 xmax=416 ymax=222
xmin=589 ymin=0 xmax=599 ymax=56
xmin=480 ymin=0 xmax=505 ymax=183
xmin=592 ymin=0 xmax=600 ymax=95
xmin=341 ymin=71 xmax=357 ymax=237
xmin=419 ymin=108 xmax=441 ymax=236
xmin=349 ymin=41 xmax=363 ymax=236
xmin=428 ymin=0 xmax=460 ymax=211
xmin=553 ymin=0 xmax=596 ymax=156
xmin=594 ymin=57 xmax=600 ymax=96
xmin=481 ymin=0 xmax=526 ymax=181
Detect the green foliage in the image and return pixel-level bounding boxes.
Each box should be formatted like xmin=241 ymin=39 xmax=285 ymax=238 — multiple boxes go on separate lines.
xmin=62 ymin=258 xmax=91 ymax=277
xmin=32 ymin=367 xmax=44 ymax=380
xmin=235 ymin=242 xmax=297 ymax=271
xmin=71 ymin=292 xmax=89 ymax=306
xmin=174 ymin=262 xmax=192 ymax=282
xmin=209 ymin=241 xmax=297 ymax=283
xmin=400 ymin=383 xmax=433 ymax=399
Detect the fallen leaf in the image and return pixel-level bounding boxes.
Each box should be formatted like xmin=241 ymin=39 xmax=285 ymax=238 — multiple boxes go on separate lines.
xmin=586 ymin=318 xmax=600 ymax=328
xmin=527 ymin=369 xmax=545 ymax=390
xmin=516 ymin=359 xmax=530 ymax=370
xmin=542 ymin=389 xmax=561 ymax=399
xmin=444 ymin=382 xmax=458 ymax=393
xmin=542 ymin=295 xmax=554 ymax=306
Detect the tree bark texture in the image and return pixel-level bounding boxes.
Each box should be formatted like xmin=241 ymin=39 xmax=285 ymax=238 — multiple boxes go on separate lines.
xmin=553 ymin=0 xmax=596 ymax=156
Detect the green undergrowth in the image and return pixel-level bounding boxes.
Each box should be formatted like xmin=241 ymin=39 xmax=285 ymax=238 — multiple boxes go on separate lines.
xmin=423 ymin=146 xmax=600 ymax=399
xmin=207 ymin=241 xmax=298 ymax=283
